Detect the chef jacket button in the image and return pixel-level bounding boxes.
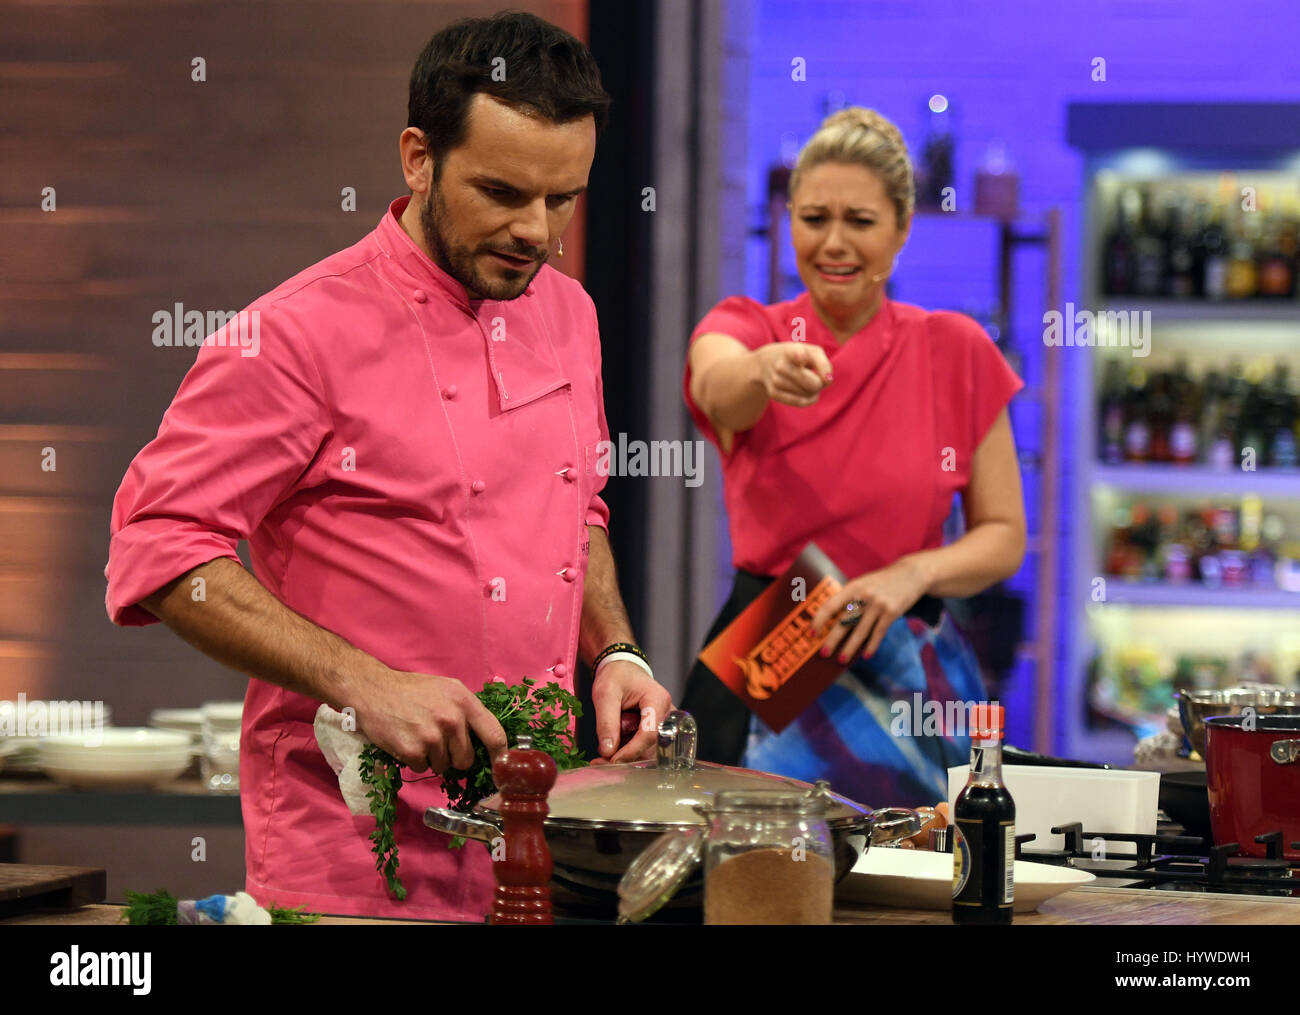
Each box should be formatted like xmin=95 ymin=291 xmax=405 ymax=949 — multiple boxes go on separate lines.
xmin=554 ymin=662 xmax=569 ymax=678
xmin=413 ymin=289 xmax=428 ymax=303
xmin=471 ymin=480 xmax=486 ymax=494
xmin=559 ymin=463 xmax=577 ymax=483
xmin=443 ymin=384 xmax=458 ymax=400
xmin=560 ymin=564 xmax=577 ymax=582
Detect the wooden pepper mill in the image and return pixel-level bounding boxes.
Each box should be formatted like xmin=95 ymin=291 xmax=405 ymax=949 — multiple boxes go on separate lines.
xmin=489 ymin=733 xmax=557 ymax=925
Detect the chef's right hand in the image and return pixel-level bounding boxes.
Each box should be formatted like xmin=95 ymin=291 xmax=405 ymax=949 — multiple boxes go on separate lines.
xmin=755 ymin=342 xmax=833 ymax=407
xmin=355 ymin=670 xmax=508 ymax=774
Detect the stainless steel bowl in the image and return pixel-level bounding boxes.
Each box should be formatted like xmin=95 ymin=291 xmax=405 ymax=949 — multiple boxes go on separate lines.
xmin=1176 ymin=685 xmax=1300 ymax=759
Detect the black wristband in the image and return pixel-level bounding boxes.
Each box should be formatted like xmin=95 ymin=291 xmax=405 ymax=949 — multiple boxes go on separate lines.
xmin=591 ymin=641 xmax=650 ymax=671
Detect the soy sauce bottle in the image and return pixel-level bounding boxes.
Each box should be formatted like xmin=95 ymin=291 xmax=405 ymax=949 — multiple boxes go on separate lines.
xmin=952 ymin=704 xmax=1014 ymax=925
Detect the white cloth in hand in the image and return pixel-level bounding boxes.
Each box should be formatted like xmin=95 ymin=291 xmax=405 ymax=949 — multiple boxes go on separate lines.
xmin=313 ymin=703 xmax=373 ymax=817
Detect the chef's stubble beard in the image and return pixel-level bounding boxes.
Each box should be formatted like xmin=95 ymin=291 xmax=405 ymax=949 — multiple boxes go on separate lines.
xmin=420 ymin=189 xmax=544 ymax=301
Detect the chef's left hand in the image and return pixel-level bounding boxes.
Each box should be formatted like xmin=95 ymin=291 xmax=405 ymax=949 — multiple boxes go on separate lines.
xmin=813 ymin=556 xmax=930 ymax=663
xmin=591 ymin=660 xmax=674 ymax=764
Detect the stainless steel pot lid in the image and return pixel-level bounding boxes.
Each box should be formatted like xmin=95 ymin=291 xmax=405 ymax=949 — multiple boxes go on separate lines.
xmin=474 ymin=711 xmax=872 ymax=829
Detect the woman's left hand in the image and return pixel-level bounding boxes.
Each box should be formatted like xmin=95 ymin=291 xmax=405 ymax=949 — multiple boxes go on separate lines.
xmin=812 ymin=556 xmax=931 ymax=664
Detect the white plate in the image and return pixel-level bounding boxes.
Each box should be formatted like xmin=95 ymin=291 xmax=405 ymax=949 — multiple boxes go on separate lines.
xmin=839 ymin=846 xmax=1096 ymax=913
xmin=40 ymin=758 xmax=189 ymax=790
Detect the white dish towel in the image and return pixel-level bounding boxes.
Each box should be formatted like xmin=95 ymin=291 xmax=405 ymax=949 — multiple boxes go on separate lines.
xmin=313 ymin=703 xmax=374 ymax=817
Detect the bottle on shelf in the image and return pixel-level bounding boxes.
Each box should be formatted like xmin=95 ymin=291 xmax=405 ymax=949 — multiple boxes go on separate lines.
xmin=1224 ymin=206 xmax=1260 ymax=300
xmin=1147 ymin=370 xmax=1174 ymax=463
xmin=1122 ymin=366 xmax=1152 ymax=462
xmin=1256 ymin=200 xmax=1295 ymax=299
xmin=1098 ymin=358 xmax=1127 ymax=466
xmin=1102 ymin=189 xmax=1140 ymax=297
xmin=1163 ymin=196 xmax=1199 ymax=299
xmin=1238 ymin=362 xmax=1270 ymax=467
xmin=1267 ymin=363 xmax=1298 ymax=469
xmin=1168 ymin=358 xmax=1200 ymax=465
xmin=1133 ymin=186 xmax=1167 ymax=298
xmin=1199 ymin=203 xmax=1230 ymax=301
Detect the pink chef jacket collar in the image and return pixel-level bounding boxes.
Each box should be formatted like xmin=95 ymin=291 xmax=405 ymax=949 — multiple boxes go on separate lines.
xmin=376 ymin=195 xmax=537 ymax=309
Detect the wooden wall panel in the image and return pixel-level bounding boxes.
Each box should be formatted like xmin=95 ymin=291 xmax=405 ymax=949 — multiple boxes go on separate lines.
xmin=0 ymin=0 xmax=592 ymax=727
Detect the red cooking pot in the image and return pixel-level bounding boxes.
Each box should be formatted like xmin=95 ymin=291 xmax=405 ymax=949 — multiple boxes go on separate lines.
xmin=1205 ymin=714 xmax=1300 ymax=860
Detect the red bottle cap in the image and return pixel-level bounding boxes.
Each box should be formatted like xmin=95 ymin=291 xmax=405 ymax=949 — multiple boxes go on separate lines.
xmin=968 ymin=704 xmax=1005 ymax=740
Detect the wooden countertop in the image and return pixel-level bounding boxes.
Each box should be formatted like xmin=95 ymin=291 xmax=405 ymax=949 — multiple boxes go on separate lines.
xmin=7 ymin=884 xmax=1300 ymax=926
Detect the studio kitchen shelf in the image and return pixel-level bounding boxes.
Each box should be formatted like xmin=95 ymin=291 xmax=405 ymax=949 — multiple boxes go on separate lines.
xmin=1066 ymin=100 xmax=1300 ymax=766
xmin=1094 ymin=464 xmax=1300 ymax=497
xmin=1100 ymin=584 xmax=1300 ymax=610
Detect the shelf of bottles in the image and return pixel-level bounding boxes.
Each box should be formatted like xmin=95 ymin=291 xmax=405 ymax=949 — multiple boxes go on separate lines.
xmin=1068 ymin=168 xmax=1300 ymax=763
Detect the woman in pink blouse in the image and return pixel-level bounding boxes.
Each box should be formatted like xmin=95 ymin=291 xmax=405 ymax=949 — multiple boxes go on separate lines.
xmin=682 ymin=107 xmax=1027 ymax=807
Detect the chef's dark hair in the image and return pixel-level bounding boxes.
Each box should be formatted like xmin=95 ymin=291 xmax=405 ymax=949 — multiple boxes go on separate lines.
xmin=408 ymin=11 xmax=610 ymax=180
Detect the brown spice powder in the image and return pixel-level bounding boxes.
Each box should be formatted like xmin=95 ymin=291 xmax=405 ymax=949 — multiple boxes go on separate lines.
xmin=704 ymin=847 xmax=833 ymax=925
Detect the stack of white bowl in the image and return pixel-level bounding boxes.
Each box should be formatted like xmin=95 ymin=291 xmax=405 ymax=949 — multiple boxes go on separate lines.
xmin=1 ymin=700 xmax=113 ymax=773
xmin=149 ymin=707 xmax=205 ymax=741
xmin=37 ymin=728 xmax=193 ymax=790
xmin=149 ymin=707 xmax=206 ymax=778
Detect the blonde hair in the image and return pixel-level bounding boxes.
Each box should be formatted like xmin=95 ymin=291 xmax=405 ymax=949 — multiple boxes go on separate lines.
xmin=789 ymin=107 xmax=914 ymax=230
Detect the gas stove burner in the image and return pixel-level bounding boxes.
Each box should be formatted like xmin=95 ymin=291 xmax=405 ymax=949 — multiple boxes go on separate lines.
xmin=1007 ymin=821 xmax=1300 ymax=898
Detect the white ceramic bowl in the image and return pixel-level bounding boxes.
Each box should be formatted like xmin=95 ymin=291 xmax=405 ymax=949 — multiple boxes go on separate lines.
xmin=2 ymin=701 xmax=114 ymax=771
xmin=40 ymin=759 xmax=191 ymax=790
xmin=38 ymin=728 xmax=192 ymax=789
xmin=41 ymin=728 xmax=191 ymax=752
xmin=200 ymin=701 xmax=244 ymax=726
xmin=39 ymin=745 xmax=194 ymax=765
xmin=149 ymin=708 xmax=204 ymax=737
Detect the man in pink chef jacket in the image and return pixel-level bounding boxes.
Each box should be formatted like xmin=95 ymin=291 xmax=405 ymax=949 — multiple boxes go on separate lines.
xmin=104 ymin=12 xmax=672 ymax=921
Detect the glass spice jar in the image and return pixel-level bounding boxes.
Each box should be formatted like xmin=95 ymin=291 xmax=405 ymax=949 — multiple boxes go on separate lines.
xmin=701 ymin=789 xmax=834 ymax=925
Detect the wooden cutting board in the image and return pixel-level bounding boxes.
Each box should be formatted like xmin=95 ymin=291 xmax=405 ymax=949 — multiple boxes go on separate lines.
xmin=0 ymin=864 xmax=106 ymax=917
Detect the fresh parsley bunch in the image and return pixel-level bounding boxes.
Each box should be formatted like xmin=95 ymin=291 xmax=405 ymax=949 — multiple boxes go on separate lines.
xmin=358 ymin=678 xmax=586 ymax=899
xmin=440 ymin=677 xmax=586 ymax=811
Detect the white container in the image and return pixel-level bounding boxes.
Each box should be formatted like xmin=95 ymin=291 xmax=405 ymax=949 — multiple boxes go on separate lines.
xmin=948 ymin=765 xmax=1160 ymax=855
